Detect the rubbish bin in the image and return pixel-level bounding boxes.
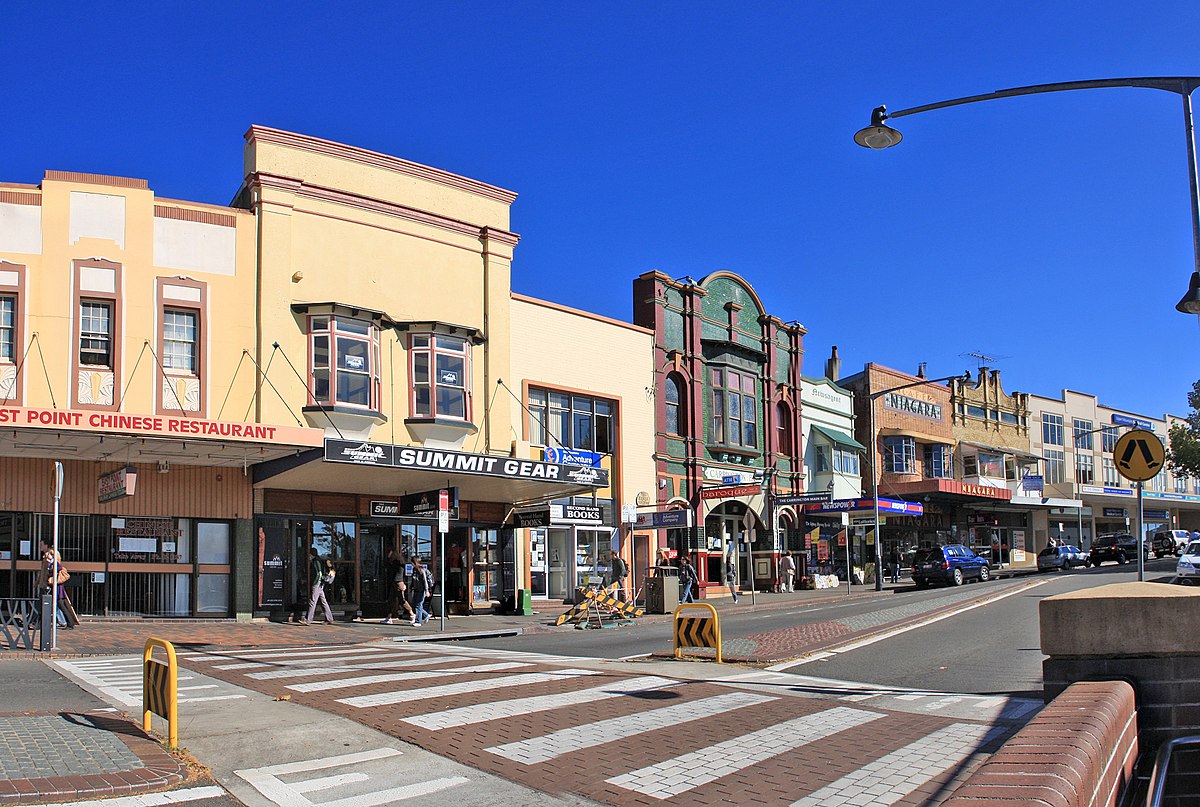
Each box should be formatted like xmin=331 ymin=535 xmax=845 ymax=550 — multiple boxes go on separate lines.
xmin=645 ymin=568 xmax=680 ymax=614
xmin=429 ymin=593 xmax=445 ymax=618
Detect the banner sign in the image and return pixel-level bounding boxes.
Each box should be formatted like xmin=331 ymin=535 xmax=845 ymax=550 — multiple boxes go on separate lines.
xmin=324 ymin=440 xmax=609 ymax=487
xmin=1143 ymin=509 xmax=1171 ymax=520
xmin=882 ymin=392 xmax=943 ymax=421
xmin=700 ymin=484 xmax=761 ymax=500
xmin=543 ymin=447 xmax=603 ymax=468
xmin=512 ymin=507 xmax=551 ymax=528
xmin=552 ymin=503 xmax=604 ymax=525
xmin=0 ymin=405 xmax=323 ymax=446
xmin=633 ymin=509 xmax=693 ymax=529
xmin=401 ymin=488 xmax=460 ymax=520
xmin=98 ymin=465 xmax=137 ymax=503
xmin=256 ymin=518 xmax=286 ymax=608
xmin=774 ymin=492 xmax=832 ymax=506
xmin=805 ymin=498 xmax=924 ymax=515
xmin=1111 ymin=413 xmax=1154 ymax=431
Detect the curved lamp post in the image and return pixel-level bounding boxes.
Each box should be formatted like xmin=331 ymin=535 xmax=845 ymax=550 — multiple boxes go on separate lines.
xmin=868 ymin=372 xmax=971 ymax=591
xmin=853 ymin=77 xmax=1200 ymax=315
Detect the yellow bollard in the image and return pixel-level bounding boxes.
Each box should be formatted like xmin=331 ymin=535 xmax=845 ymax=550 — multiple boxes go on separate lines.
xmin=672 ymin=602 xmax=722 ymax=663
xmin=143 ymin=637 xmax=178 ymax=748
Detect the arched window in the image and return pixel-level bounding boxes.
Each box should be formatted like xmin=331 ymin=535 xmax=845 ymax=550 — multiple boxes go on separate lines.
xmin=776 ymin=402 xmax=793 ymax=455
xmin=664 ymin=374 xmax=684 ymax=435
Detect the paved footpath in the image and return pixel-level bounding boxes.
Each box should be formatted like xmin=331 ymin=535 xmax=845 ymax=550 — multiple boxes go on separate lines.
xmin=50 ymin=639 xmax=1044 ymax=807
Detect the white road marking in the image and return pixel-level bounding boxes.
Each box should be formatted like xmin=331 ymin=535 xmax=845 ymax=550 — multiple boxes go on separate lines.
xmin=292 ymin=772 xmax=370 ymax=793
xmin=30 ymin=785 xmax=227 ymax=806
xmin=790 ymin=722 xmax=1000 ymax=806
xmin=485 ymin=691 xmax=775 ymax=763
xmin=246 ymin=654 xmax=464 ymax=680
xmin=607 ymin=706 xmax=884 ymax=799
xmin=406 ymin=675 xmax=681 ymax=731
xmin=286 ymin=661 xmax=529 ymax=693
xmin=212 ymin=648 xmax=390 ymax=669
xmin=338 ymin=668 xmax=600 ymax=708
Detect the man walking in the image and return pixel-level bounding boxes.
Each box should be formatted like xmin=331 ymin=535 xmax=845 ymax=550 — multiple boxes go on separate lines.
xmin=409 ymin=557 xmax=433 ymax=626
xmin=606 ymin=550 xmax=628 ymax=601
xmin=779 ymin=551 xmax=796 ymax=593
xmin=679 ymin=555 xmax=698 ymax=603
xmin=302 ymin=546 xmax=335 ymax=625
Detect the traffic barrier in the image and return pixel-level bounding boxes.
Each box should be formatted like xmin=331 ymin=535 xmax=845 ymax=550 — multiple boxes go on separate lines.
xmin=554 ymin=585 xmax=644 ymax=626
xmin=143 ymin=637 xmax=178 ymax=748
xmin=673 ymin=602 xmax=722 ymax=663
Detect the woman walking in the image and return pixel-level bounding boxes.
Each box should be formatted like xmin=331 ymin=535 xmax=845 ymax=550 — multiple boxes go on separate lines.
xmin=39 ymin=538 xmax=80 ymax=629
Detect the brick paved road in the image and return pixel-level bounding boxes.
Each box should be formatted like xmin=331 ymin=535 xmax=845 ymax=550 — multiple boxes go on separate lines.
xmin=179 ymin=641 xmax=1038 ymax=806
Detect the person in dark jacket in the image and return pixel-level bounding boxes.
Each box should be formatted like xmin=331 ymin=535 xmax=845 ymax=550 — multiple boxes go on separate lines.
xmin=408 ymin=557 xmax=433 ymax=626
xmin=383 ymin=547 xmax=414 ymax=625
xmin=302 ymin=546 xmax=335 ymax=625
xmin=679 ymin=556 xmax=698 ymax=603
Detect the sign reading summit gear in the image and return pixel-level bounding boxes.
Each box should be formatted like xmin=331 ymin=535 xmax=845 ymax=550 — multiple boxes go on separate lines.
xmin=324 ymin=440 xmax=609 ymax=486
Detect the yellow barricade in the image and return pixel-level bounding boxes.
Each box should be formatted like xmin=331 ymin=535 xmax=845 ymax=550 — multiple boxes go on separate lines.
xmin=673 ymin=602 xmax=722 ymax=663
xmin=143 ymin=637 xmax=178 ymax=748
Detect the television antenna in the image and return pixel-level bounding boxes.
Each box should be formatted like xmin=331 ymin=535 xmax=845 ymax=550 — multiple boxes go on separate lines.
xmin=959 ymin=350 xmax=1009 ymax=370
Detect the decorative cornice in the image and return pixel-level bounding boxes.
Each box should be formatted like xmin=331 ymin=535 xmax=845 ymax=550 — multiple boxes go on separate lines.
xmin=154 ymin=205 xmax=236 ymax=228
xmin=0 ymin=191 xmax=40 ymax=206
xmin=44 ymin=170 xmax=149 ymax=190
xmin=244 ymin=125 xmax=518 ymax=205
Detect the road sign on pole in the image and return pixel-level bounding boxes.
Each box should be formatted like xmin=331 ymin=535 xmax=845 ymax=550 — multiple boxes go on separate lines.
xmin=438 ymin=489 xmax=449 ymax=631
xmin=1111 ymin=429 xmax=1163 ymax=582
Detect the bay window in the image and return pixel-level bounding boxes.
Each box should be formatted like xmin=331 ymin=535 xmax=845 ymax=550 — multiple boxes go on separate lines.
xmin=883 ymin=436 xmax=916 ymax=474
xmin=310 ymin=315 xmax=381 ymax=409
xmin=410 ymin=334 xmax=469 ymax=419
xmin=924 ymin=443 xmax=951 ymax=479
xmin=710 ymin=367 xmax=757 ymax=448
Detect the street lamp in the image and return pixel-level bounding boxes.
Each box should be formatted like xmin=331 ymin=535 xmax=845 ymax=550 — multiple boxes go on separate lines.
xmin=868 ymin=372 xmax=971 ymax=591
xmin=853 ymin=77 xmax=1200 ymax=316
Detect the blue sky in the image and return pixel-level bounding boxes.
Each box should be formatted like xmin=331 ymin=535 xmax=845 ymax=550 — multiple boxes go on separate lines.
xmin=7 ymin=3 xmax=1200 ymax=418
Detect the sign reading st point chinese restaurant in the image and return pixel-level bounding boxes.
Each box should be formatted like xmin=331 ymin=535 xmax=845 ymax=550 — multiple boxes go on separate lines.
xmin=0 ymin=406 xmax=324 ymax=446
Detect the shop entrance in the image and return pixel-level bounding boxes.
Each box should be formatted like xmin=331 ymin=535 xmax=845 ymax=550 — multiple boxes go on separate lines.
xmin=358 ymin=523 xmax=395 ymax=618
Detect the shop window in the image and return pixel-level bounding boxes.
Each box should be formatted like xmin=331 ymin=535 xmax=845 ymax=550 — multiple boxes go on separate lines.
xmin=79 ymin=301 xmax=113 ymax=367
xmin=472 ymin=528 xmax=500 ymax=602
xmin=1073 ymin=419 xmax=1094 ymax=450
xmin=924 ymin=444 xmax=952 ymax=479
xmin=1043 ymin=449 xmax=1065 ymax=484
xmin=310 ymin=315 xmax=381 ymax=410
xmin=1075 ymin=453 xmax=1094 ymax=485
xmin=527 ymin=387 xmax=614 ymax=454
xmin=664 ymin=374 xmax=684 ymax=435
xmin=1102 ymin=425 xmax=1120 ymax=453
xmin=884 ymin=436 xmax=915 ymax=473
xmin=776 ymin=402 xmax=792 ymax=455
xmin=162 ymin=309 xmax=198 ymax=373
xmin=410 ymin=333 xmax=468 ymax=419
xmin=1042 ymin=413 xmax=1063 ymax=446
xmin=710 ymin=367 xmax=757 ymax=448
xmin=400 ymin=523 xmax=434 ymax=561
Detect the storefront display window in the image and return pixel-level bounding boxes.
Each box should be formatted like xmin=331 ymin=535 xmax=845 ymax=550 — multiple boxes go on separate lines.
xmin=473 ymin=528 xmax=500 ymax=602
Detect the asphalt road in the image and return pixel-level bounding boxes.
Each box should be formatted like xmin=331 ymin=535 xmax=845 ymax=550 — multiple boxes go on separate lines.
xmin=459 ymin=557 xmax=1183 ymax=697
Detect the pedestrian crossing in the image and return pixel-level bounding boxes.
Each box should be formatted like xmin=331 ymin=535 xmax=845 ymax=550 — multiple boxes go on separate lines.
xmin=52 ymin=657 xmax=247 ymax=709
xmin=173 ymin=641 xmax=1025 ymax=806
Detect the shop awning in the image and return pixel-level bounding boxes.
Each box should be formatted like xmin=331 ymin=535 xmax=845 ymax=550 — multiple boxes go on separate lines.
xmin=958 ymin=440 xmax=1041 ymax=462
xmin=811 ymin=424 xmax=866 ymax=451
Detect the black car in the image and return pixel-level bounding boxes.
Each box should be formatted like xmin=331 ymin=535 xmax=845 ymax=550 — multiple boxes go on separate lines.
xmin=911 ymin=544 xmax=991 ymax=588
xmin=1089 ymin=533 xmax=1148 ymax=567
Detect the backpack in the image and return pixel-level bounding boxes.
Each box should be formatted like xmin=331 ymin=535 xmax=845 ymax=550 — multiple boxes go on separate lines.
xmin=421 ymin=567 xmax=435 ymax=596
xmin=612 ymin=557 xmax=627 ymax=578
xmin=680 ymin=564 xmax=697 ymax=584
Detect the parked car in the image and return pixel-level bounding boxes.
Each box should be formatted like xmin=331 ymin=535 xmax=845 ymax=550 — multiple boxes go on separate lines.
xmin=1037 ymin=545 xmax=1089 ymax=572
xmin=1177 ymin=541 xmax=1200 ymax=584
xmin=1089 ymin=533 xmax=1149 ymax=567
xmin=1151 ymin=530 xmax=1191 ymax=558
xmin=911 ymin=544 xmax=991 ymax=588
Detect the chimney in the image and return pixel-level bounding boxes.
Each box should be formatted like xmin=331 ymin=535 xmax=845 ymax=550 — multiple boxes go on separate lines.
xmin=824 ymin=345 xmax=841 ymax=381
xmin=917 ymin=362 xmax=927 ymax=379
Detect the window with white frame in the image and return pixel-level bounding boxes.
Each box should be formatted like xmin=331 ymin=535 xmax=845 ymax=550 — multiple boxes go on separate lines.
xmin=1042 ymin=413 xmax=1063 ymax=446
xmin=1102 ymin=425 xmax=1120 ymax=453
xmin=409 ymin=333 xmax=468 ymax=419
xmin=1073 ymin=419 xmax=1093 ymax=449
xmin=528 ymin=388 xmax=613 ymax=453
xmin=709 ymin=367 xmax=757 ymax=448
xmin=310 ymin=315 xmax=381 ymax=409
xmin=162 ymin=309 xmax=197 ymax=373
xmin=1150 ymin=469 xmax=1168 ymax=492
xmin=0 ymin=296 xmax=14 ymax=364
xmin=79 ymin=301 xmax=112 ymax=368
xmin=1176 ymin=475 xmax=1189 ymax=494
xmin=884 ymin=436 xmax=916 ymax=474
xmin=1102 ymin=456 xmax=1120 ymax=486
xmin=1075 ymin=452 xmax=1094 ymax=485
xmin=924 ymin=443 xmax=951 ymax=479
xmin=834 ymin=447 xmax=859 ymax=475
xmin=1043 ymin=449 xmax=1065 ymax=485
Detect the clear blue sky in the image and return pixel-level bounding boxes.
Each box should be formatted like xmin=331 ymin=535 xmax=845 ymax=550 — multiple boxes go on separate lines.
xmin=8 ymin=3 xmax=1200 ymax=419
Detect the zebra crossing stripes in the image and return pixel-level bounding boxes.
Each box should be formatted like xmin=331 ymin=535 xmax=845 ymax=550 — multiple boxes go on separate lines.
xmin=606 ymin=706 xmax=885 ymax=799
xmin=789 ymin=722 xmax=1001 ymax=807
xmin=246 ymin=654 xmax=465 ymax=680
xmin=404 ymin=675 xmax=681 ymax=731
xmin=337 ymin=668 xmax=601 ymax=708
xmin=485 ymin=691 xmax=777 ymax=764
xmin=52 ymin=657 xmax=244 ymax=708
xmin=285 ymin=661 xmax=530 ymax=693
xmin=211 ymin=648 xmax=393 ymax=670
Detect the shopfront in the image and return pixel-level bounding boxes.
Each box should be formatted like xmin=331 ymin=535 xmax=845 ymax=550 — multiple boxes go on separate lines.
xmin=516 ymin=498 xmax=615 ymax=603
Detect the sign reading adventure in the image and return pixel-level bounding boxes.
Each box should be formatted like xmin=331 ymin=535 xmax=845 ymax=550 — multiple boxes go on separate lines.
xmin=324 ymin=440 xmax=610 ymax=487
xmin=0 ymin=405 xmax=323 ymax=446
xmin=882 ymin=392 xmax=943 ymax=421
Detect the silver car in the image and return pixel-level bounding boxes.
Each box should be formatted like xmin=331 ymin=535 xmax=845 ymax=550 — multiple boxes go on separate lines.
xmin=1177 ymin=541 xmax=1200 ymax=584
xmin=1037 ymin=545 xmax=1089 ymax=572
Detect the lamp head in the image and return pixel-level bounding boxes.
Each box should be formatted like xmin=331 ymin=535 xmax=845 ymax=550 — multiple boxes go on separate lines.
xmin=1176 ymin=270 xmax=1200 ymax=314
xmin=854 ymin=105 xmax=903 ymax=149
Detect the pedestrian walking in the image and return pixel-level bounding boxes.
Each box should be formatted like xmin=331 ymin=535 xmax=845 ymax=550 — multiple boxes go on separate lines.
xmin=724 ymin=564 xmax=739 ymax=603
xmin=679 ymin=556 xmax=698 ymax=603
xmin=887 ymin=546 xmax=901 ymax=584
xmin=779 ymin=551 xmax=796 ymax=593
xmin=409 ymin=557 xmax=433 ymax=625
xmin=383 ymin=548 xmax=415 ymax=624
xmin=302 ymin=547 xmax=335 ymax=625
xmin=606 ymin=550 xmax=628 ymax=601
xmin=39 ymin=539 xmax=80 ymax=628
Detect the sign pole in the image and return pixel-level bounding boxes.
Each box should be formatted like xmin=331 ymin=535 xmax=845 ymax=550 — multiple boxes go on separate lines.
xmin=51 ymin=462 xmax=64 ymax=650
xmin=1136 ymin=480 xmax=1145 ymax=583
xmin=438 ymin=488 xmax=449 ymax=632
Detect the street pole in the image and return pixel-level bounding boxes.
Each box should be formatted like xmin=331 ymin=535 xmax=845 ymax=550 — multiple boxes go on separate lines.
xmin=870 ymin=399 xmax=881 ymax=592
xmin=51 ymin=461 xmax=63 ymax=650
xmin=1137 ymin=480 xmax=1146 ymax=582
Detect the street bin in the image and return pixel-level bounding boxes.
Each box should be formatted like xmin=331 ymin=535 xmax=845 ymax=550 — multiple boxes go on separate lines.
xmin=644 ymin=568 xmax=680 ymax=614
xmin=429 ymin=593 xmax=446 ymax=618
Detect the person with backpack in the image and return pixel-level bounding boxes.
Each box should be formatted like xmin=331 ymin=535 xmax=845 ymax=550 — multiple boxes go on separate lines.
xmin=409 ymin=557 xmax=433 ymax=626
xmin=606 ymin=550 xmax=628 ymax=601
xmin=301 ymin=546 xmax=335 ymax=626
xmin=679 ymin=556 xmax=698 ymax=603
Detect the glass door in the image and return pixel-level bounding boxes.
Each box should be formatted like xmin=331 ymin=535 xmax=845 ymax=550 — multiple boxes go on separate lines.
xmin=358 ymin=523 xmax=394 ymax=618
xmin=529 ymin=528 xmax=548 ymax=598
xmin=548 ymin=528 xmax=570 ymax=599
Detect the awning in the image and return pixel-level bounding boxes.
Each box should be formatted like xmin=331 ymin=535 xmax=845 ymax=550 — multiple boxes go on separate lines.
xmin=958 ymin=440 xmax=1040 ymax=462
xmin=811 ymin=424 xmax=866 ymax=451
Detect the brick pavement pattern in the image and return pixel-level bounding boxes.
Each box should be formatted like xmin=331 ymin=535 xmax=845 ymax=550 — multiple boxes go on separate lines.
xmin=0 ymin=711 xmax=186 ymax=804
xmin=183 ymin=642 xmax=1014 ymax=806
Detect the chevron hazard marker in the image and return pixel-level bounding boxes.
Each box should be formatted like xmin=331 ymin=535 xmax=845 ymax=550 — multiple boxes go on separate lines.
xmin=673 ymin=602 xmax=722 ymax=663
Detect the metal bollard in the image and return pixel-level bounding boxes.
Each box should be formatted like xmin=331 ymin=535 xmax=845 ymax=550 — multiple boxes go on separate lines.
xmin=39 ymin=594 xmax=53 ymax=651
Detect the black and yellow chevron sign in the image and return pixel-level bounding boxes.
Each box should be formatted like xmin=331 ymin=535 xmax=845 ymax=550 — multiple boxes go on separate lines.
xmin=675 ymin=616 xmax=716 ymax=648
xmin=144 ymin=659 xmax=172 ymax=719
xmin=554 ymin=586 xmax=645 ymax=625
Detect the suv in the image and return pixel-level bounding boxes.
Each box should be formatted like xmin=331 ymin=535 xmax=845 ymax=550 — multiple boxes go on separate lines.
xmin=1151 ymin=530 xmax=1191 ymax=558
xmin=911 ymin=544 xmax=991 ymax=588
xmin=1089 ymin=533 xmax=1148 ymax=566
